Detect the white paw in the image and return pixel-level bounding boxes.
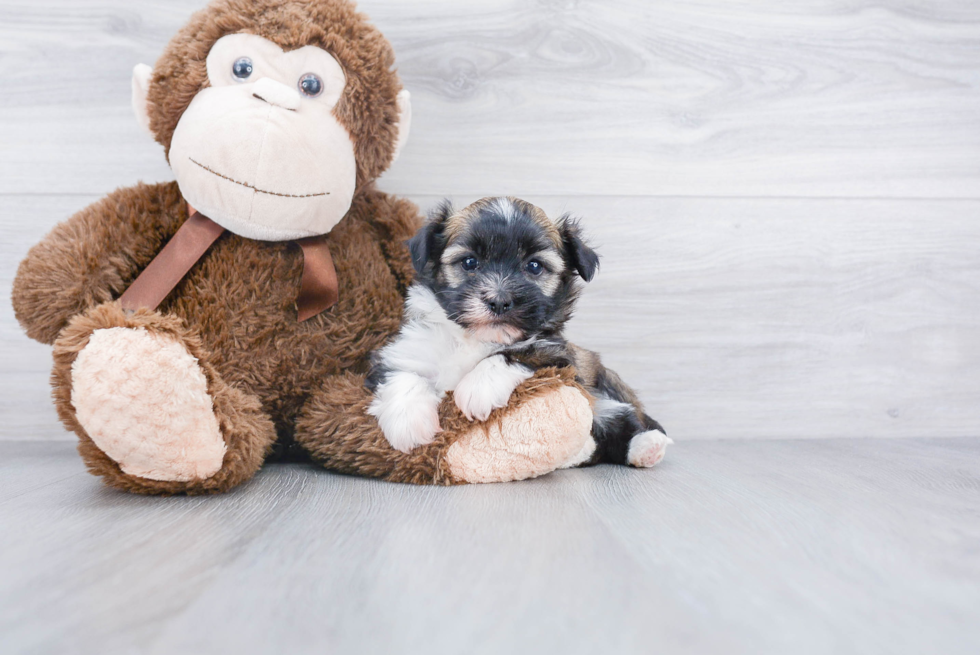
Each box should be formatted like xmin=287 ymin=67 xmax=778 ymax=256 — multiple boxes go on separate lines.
xmin=368 ymin=372 xmax=443 ymax=453
xmin=453 ymin=355 xmax=533 ymax=421
xmin=627 ymin=430 xmax=673 ymax=468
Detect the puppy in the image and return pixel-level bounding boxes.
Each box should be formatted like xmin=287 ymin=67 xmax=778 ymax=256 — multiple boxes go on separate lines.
xmin=366 ymin=197 xmax=671 ymax=469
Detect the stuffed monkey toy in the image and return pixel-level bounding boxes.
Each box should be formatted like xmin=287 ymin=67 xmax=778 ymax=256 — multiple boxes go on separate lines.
xmin=11 ymin=0 xmax=594 ymax=494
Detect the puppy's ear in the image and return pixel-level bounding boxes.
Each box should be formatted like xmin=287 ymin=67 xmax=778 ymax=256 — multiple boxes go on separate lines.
xmin=408 ymin=200 xmax=453 ymax=275
xmin=558 ymin=215 xmax=600 ymax=282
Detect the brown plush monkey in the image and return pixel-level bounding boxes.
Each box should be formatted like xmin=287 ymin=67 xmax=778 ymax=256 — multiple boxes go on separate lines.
xmin=11 ymin=0 xmax=594 ymax=494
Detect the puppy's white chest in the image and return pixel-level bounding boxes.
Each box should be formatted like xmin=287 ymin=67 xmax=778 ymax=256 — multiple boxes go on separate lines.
xmin=378 ymin=285 xmax=499 ymax=392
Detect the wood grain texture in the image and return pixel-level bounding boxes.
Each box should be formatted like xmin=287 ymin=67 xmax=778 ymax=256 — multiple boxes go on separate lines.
xmin=0 ymin=439 xmax=978 ymax=654
xmin=5 ymin=194 xmax=978 ymax=441
xmin=1 ymin=0 xmax=979 ymax=197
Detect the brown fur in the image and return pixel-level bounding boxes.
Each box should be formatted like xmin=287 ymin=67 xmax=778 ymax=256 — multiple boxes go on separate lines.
xmin=11 ymin=0 xmax=592 ymax=494
xmin=52 ymin=303 xmax=277 ymax=495
xmin=294 ymin=367 xmax=585 ymax=485
xmin=17 ymin=181 xmax=422 ymax=493
xmin=147 ymin=0 xmax=403 ymax=187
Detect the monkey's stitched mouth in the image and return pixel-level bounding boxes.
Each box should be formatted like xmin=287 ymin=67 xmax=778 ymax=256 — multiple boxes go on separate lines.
xmin=189 ymin=158 xmax=330 ymax=198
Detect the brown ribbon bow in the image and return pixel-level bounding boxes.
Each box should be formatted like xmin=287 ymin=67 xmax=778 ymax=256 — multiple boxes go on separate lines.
xmin=119 ymin=209 xmax=339 ymax=321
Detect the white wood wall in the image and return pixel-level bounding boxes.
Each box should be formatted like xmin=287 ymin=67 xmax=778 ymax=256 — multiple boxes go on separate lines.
xmin=2 ymin=0 xmax=978 ymax=440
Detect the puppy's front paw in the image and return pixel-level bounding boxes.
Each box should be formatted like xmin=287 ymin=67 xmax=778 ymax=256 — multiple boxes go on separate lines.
xmin=384 ymin=404 xmax=441 ymax=454
xmin=368 ymin=372 xmax=443 ymax=453
xmin=454 ymin=355 xmax=533 ymax=421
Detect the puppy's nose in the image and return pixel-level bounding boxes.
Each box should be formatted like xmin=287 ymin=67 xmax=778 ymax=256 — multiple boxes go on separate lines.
xmin=252 ymin=78 xmax=301 ymax=111
xmin=486 ymin=293 xmax=514 ymax=316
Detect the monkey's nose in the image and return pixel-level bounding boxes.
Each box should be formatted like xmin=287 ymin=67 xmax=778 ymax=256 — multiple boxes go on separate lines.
xmin=252 ymin=78 xmax=302 ymax=111
xmin=486 ymin=294 xmax=514 ymax=316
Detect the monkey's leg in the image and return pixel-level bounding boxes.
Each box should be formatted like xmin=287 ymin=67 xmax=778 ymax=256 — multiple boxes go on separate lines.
xmin=52 ymin=303 xmax=277 ymax=495
xmin=294 ymin=368 xmax=593 ymax=485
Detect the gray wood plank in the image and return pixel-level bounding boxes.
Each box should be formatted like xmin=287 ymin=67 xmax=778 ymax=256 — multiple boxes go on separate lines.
xmin=0 ymin=439 xmax=977 ymax=655
xmin=1 ymin=1 xmax=979 ymax=197
xmin=520 ymin=195 xmax=980 ymax=441
xmin=5 ymin=194 xmax=978 ymax=441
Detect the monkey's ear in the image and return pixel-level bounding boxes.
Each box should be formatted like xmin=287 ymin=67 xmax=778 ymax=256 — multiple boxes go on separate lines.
xmin=558 ymin=216 xmax=600 ymax=282
xmin=131 ymin=63 xmax=154 ymax=137
xmin=391 ymin=90 xmax=412 ymax=164
xmin=408 ymin=200 xmax=452 ymax=275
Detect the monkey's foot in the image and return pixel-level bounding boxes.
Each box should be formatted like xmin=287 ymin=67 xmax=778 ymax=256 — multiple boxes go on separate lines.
xmin=445 ymin=384 xmax=593 ymax=483
xmin=627 ymin=430 xmax=673 ymax=468
xmin=559 ymin=435 xmax=598 ymax=470
xmin=71 ymin=326 xmax=226 ymax=482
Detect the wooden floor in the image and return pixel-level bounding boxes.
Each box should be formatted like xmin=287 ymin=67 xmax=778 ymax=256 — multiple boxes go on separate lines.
xmin=1 ymin=438 xmax=978 ymax=655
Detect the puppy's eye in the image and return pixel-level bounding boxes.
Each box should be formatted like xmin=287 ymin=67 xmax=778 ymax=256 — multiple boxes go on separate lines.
xmin=526 ymin=260 xmax=543 ymax=276
xmin=232 ymin=57 xmax=253 ymax=80
xmin=462 ymin=257 xmax=479 ymax=271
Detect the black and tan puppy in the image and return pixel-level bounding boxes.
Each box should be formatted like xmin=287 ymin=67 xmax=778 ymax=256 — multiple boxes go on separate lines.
xmin=367 ymin=197 xmax=670 ymax=469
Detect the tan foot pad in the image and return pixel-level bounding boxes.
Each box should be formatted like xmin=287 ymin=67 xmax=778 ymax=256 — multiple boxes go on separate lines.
xmin=445 ymin=385 xmax=593 ymax=483
xmin=71 ymin=327 xmax=226 ymax=482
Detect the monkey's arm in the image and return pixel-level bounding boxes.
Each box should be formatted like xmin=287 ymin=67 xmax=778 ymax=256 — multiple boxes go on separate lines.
xmin=12 ymin=181 xmax=186 ymax=344
xmin=363 ymin=190 xmax=424 ymax=295
xmin=296 ymin=368 xmax=594 ymax=485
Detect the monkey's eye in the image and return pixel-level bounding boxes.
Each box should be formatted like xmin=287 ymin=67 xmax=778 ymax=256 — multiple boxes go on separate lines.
xmin=298 ymin=73 xmax=324 ymax=98
xmin=526 ymin=260 xmax=543 ymax=275
xmin=462 ymin=257 xmax=479 ymax=272
xmin=232 ymin=57 xmax=253 ymax=80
